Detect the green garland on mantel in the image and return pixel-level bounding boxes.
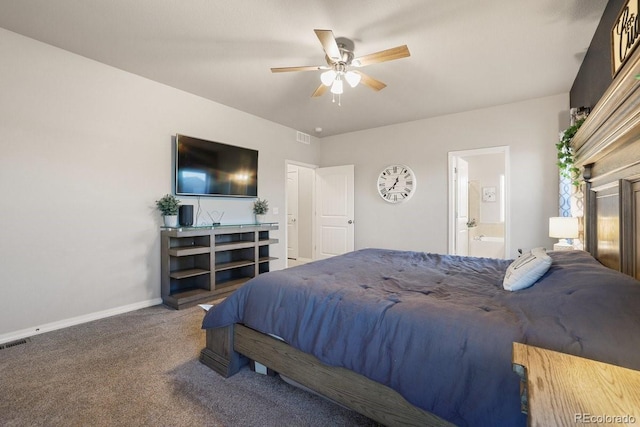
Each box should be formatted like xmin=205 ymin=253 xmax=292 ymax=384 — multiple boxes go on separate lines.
xmin=556 ymin=118 xmax=585 ymax=187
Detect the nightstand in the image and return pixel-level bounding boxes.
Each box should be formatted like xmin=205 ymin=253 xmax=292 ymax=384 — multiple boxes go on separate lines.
xmin=512 ymin=343 xmax=640 ymax=426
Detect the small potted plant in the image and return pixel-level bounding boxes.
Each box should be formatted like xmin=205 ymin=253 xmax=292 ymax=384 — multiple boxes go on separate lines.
xmin=253 ymin=198 xmax=269 ymax=223
xmin=156 ymin=194 xmax=180 ymax=227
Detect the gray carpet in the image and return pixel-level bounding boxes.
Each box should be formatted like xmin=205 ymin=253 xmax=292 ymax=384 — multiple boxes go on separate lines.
xmin=0 ymin=304 xmax=377 ymax=426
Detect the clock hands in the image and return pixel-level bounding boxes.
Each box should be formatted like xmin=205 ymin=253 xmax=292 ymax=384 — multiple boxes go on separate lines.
xmin=387 ymin=176 xmax=411 ymax=201
xmin=389 ymin=176 xmax=399 ymax=191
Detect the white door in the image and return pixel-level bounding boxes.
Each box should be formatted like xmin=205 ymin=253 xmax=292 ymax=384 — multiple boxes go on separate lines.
xmin=287 ymin=168 xmax=299 ymax=259
xmin=455 ymin=158 xmax=469 ymax=256
xmin=315 ymin=165 xmax=355 ymax=259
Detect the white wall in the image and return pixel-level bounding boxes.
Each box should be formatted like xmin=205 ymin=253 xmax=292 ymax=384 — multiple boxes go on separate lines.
xmin=320 ymin=94 xmax=565 ymax=256
xmin=0 ymin=28 xmax=320 ymax=339
xmin=466 ymin=154 xmax=504 ymax=224
xmin=0 ymin=27 xmax=566 ymax=341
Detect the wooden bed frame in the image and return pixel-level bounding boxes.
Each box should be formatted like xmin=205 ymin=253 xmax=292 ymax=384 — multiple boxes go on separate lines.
xmin=199 ymin=43 xmax=640 ymax=427
xmin=200 ymin=324 xmax=452 ymax=426
xmin=572 ymin=43 xmax=640 ymax=279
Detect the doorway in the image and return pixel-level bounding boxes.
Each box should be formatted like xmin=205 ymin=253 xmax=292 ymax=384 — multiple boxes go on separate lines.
xmin=285 ymin=162 xmax=355 ymax=267
xmin=448 ymin=147 xmax=510 ymax=258
xmin=287 ymin=163 xmax=315 ymax=265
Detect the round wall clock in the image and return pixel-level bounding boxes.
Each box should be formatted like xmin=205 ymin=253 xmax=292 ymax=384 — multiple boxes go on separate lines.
xmin=377 ymin=164 xmax=416 ymax=203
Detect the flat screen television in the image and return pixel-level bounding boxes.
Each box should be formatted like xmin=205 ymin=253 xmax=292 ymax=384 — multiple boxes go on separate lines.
xmin=175 ymin=134 xmax=258 ymax=198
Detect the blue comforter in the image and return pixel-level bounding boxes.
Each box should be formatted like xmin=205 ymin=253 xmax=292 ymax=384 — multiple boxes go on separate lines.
xmin=202 ymin=248 xmax=640 ymax=426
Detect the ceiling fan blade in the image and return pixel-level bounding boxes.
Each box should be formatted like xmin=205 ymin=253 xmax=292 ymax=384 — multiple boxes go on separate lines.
xmin=314 ymin=29 xmax=342 ymax=62
xmin=353 ymin=45 xmax=410 ymax=67
xmin=355 ymin=71 xmax=387 ymax=91
xmin=271 ymin=65 xmax=326 ymax=73
xmin=311 ymin=84 xmax=328 ymax=97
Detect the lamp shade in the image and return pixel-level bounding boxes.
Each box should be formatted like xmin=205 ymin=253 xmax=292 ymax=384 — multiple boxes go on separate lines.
xmin=344 ymin=71 xmax=361 ymax=88
xmin=549 ymin=217 xmax=579 ymax=238
xmin=330 ymin=78 xmax=343 ymax=94
xmin=320 ymin=70 xmax=337 ymax=86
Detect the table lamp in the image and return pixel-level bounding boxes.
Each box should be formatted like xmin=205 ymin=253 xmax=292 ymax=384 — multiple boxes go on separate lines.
xmin=549 ymin=217 xmax=579 ymax=250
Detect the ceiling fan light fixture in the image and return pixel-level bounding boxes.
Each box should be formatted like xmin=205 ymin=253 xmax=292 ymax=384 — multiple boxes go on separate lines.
xmin=320 ymin=70 xmax=337 ymax=86
xmin=272 ymin=30 xmax=410 ymax=104
xmin=330 ymin=78 xmax=344 ymax=94
xmin=344 ymin=71 xmax=361 ymax=88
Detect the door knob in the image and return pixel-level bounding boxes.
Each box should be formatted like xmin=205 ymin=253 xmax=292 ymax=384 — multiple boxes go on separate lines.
xmin=348 ymin=220 xmax=353 ymax=224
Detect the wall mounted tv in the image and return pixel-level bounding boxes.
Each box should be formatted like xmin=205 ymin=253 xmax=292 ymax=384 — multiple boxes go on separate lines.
xmin=175 ymin=134 xmax=258 ymax=198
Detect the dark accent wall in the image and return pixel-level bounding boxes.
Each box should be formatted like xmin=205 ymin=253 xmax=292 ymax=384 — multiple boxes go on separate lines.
xmin=570 ymin=0 xmax=626 ymax=109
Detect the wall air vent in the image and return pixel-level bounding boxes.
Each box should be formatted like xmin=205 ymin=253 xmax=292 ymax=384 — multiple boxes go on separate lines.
xmin=296 ymin=131 xmax=311 ymax=145
xmin=0 ymin=338 xmax=29 ymax=350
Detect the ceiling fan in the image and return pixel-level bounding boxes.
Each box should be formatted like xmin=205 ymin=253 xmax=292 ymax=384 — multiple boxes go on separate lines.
xmin=271 ymin=29 xmax=410 ymax=102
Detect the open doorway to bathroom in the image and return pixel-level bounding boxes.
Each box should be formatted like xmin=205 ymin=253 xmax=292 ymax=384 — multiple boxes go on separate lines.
xmin=448 ymin=147 xmax=510 ymax=259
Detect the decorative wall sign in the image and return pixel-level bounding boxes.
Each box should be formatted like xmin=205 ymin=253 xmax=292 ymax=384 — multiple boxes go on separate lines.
xmin=612 ymin=0 xmax=640 ymax=76
xmin=482 ymin=186 xmax=496 ymax=202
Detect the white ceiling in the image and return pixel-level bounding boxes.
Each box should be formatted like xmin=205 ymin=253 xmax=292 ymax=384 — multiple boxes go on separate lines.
xmin=0 ymin=0 xmax=608 ymax=137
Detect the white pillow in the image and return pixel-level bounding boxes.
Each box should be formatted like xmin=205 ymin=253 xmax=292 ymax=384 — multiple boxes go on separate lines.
xmin=503 ymin=247 xmax=552 ymax=291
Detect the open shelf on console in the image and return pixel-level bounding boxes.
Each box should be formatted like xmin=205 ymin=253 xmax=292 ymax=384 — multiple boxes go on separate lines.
xmin=160 ymin=224 xmax=279 ymax=309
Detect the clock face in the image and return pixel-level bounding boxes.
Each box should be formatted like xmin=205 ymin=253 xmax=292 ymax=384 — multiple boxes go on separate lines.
xmin=377 ymin=164 xmax=416 ymax=203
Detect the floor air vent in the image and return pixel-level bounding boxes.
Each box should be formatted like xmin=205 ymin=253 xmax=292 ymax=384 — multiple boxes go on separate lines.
xmin=0 ymin=338 xmax=29 ymax=350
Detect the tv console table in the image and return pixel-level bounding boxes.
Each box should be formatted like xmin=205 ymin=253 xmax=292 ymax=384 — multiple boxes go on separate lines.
xmin=160 ymin=223 xmax=279 ymax=309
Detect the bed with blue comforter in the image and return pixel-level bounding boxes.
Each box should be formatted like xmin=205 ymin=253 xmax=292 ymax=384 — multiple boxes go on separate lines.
xmin=201 ymin=248 xmax=640 ymax=426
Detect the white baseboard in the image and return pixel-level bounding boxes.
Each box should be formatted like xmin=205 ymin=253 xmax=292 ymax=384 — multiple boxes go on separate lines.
xmin=0 ymin=298 xmax=163 ymax=345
